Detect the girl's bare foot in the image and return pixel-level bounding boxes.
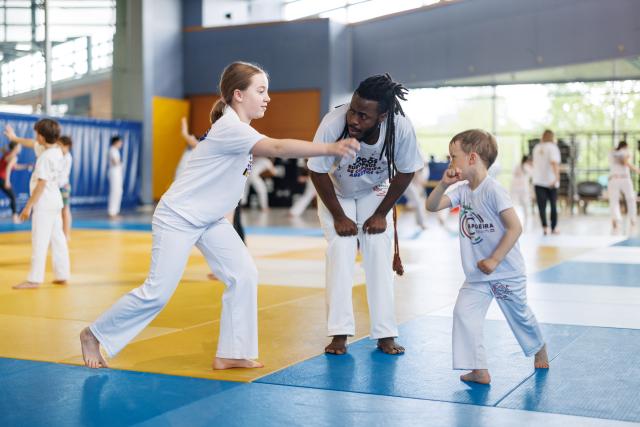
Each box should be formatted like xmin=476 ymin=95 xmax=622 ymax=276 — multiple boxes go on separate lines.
xmin=12 ymin=281 xmax=40 ymax=289
xmin=534 ymin=344 xmax=549 ymax=369
xmin=80 ymin=327 xmax=109 ymax=369
xmin=460 ymin=369 xmax=491 ymax=384
xmin=212 ymin=357 xmax=263 ymax=370
xmin=52 ymin=279 xmax=67 ymax=285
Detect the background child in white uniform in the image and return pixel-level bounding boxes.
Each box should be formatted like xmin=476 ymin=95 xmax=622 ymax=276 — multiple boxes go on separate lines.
xmin=608 ymin=141 xmax=639 ymax=233
xmin=58 ymin=136 xmax=73 ymax=241
xmin=5 ymin=120 xmax=70 ymax=289
xmin=242 ymin=156 xmax=276 ymax=212
xmin=107 ymin=135 xmax=123 ymax=218
xmin=510 ymin=155 xmax=532 ymax=229
xmin=427 ymin=129 xmax=548 ymax=385
xmin=80 ymin=61 xmax=359 ymax=370
xmin=308 ymin=74 xmax=424 ymax=356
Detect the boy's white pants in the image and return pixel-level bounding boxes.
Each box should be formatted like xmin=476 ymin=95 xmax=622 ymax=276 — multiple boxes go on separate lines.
xmin=90 ymin=201 xmax=258 ymax=359
xmin=108 ymin=168 xmax=123 ymax=216
xmin=609 ymin=177 xmax=637 ymax=223
xmin=452 ymin=277 xmax=544 ymax=370
xmin=28 ymin=208 xmax=70 ymax=283
xmin=289 ymin=179 xmax=317 ymax=217
xmin=317 ymin=187 xmax=398 ymax=339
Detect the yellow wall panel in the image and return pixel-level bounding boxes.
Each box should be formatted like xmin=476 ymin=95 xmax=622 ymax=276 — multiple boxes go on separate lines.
xmin=152 ymin=97 xmax=190 ymax=200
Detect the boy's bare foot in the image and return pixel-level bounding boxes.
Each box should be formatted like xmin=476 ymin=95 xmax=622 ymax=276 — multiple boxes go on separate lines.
xmin=52 ymin=280 xmax=67 ymax=285
xmin=12 ymin=281 xmax=40 ymax=289
xmin=325 ymin=335 xmax=348 ymax=355
xmin=212 ymin=357 xmax=263 ymax=370
xmin=460 ymin=369 xmax=491 ymax=384
xmin=377 ymin=337 xmax=405 ymax=354
xmin=534 ymin=344 xmax=549 ymax=369
xmin=80 ymin=327 xmax=109 ymax=369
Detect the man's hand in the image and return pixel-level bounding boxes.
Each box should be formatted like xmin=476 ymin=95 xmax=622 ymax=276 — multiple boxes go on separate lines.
xmin=362 ymin=213 xmax=387 ymax=234
xmin=477 ymin=257 xmax=499 ymax=275
xmin=334 ymin=215 xmax=358 ymax=236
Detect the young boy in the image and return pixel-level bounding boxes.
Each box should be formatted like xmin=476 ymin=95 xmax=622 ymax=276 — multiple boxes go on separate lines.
xmin=4 ymin=120 xmax=70 ymax=289
xmin=426 ymin=129 xmax=549 ymax=384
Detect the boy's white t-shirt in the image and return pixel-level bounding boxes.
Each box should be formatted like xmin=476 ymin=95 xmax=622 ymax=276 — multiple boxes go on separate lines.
xmin=609 ymin=149 xmax=630 ymax=178
xmin=59 ymin=152 xmax=72 ymax=187
xmin=532 ymin=142 xmax=561 ymax=188
xmin=31 ymin=144 xmax=64 ymax=211
xmin=446 ymin=176 xmax=525 ymax=283
xmin=161 ymin=106 xmax=265 ymax=227
xmin=307 ymin=104 xmax=424 ymax=199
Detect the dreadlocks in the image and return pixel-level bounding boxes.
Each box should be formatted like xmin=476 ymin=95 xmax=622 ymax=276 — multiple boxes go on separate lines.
xmin=338 ymin=73 xmax=409 ymax=275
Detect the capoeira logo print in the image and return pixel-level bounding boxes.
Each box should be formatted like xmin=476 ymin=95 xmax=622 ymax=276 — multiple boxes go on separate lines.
xmin=346 ymin=156 xmax=384 ymax=177
xmin=490 ymin=282 xmax=513 ymax=301
xmin=460 ymin=204 xmax=491 ymax=245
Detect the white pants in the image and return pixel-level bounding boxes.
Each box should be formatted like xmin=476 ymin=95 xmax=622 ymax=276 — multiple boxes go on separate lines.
xmin=452 ymin=277 xmax=544 ymax=370
xmin=317 ymin=187 xmax=397 ymax=339
xmin=90 ymin=202 xmax=258 ymax=359
xmin=289 ymin=179 xmax=317 ymax=216
xmin=403 ymin=181 xmax=428 ymax=228
xmin=108 ymin=168 xmax=123 ymax=216
xmin=609 ymin=177 xmax=637 ymax=224
xmin=28 ymin=208 xmax=70 ymax=283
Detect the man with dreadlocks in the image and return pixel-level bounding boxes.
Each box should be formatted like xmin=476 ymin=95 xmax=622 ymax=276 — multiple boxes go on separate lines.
xmin=308 ymin=74 xmax=424 ymax=355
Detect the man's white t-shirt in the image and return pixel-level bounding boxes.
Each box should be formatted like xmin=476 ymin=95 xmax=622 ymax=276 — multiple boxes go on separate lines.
xmin=31 ymin=144 xmax=64 ymax=211
xmin=161 ymin=106 xmax=265 ymax=227
xmin=532 ymin=142 xmax=561 ymax=188
xmin=446 ymin=176 xmax=525 ymax=283
xmin=307 ymin=104 xmax=424 ymax=199
xmin=59 ymin=152 xmax=72 ymax=187
xmin=609 ymin=149 xmax=630 ymax=179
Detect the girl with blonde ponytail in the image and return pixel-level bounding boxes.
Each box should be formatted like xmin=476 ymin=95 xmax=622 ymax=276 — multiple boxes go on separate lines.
xmin=80 ymin=61 xmax=360 ymax=371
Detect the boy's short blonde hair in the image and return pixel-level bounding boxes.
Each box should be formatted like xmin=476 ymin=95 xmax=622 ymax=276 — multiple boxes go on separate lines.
xmin=450 ymin=129 xmax=498 ymax=169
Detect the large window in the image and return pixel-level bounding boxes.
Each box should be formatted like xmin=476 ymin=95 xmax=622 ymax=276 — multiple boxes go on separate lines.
xmin=284 ymin=0 xmax=445 ymax=23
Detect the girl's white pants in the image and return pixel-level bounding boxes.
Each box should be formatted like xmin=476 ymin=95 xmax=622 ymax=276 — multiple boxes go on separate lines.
xmin=108 ymin=168 xmax=123 ymax=216
xmin=453 ymin=277 xmax=545 ymax=370
xmin=609 ymin=177 xmax=637 ymax=224
xmin=28 ymin=208 xmax=70 ymax=283
xmin=289 ymin=179 xmax=317 ymax=217
xmin=90 ymin=202 xmax=258 ymax=359
xmin=317 ymin=187 xmax=398 ymax=339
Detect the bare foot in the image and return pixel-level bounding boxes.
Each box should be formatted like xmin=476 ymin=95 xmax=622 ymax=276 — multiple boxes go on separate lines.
xmin=325 ymin=335 xmax=348 ymax=355
xmin=543 ymin=227 xmax=549 ymax=236
xmin=207 ymin=273 xmax=217 ymax=281
xmin=212 ymin=357 xmax=263 ymax=370
xmin=534 ymin=344 xmax=549 ymax=369
xmin=460 ymin=369 xmax=491 ymax=384
xmin=12 ymin=281 xmax=40 ymax=289
xmin=377 ymin=337 xmax=405 ymax=355
xmin=52 ymin=280 xmax=67 ymax=285
xmin=80 ymin=327 xmax=109 ymax=369
xmin=551 ymin=229 xmax=560 ymax=235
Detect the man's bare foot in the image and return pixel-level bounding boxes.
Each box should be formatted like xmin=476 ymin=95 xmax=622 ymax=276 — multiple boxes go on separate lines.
xmin=325 ymin=335 xmax=348 ymax=355
xmin=12 ymin=281 xmax=40 ymax=289
xmin=377 ymin=337 xmax=405 ymax=354
xmin=207 ymin=273 xmax=217 ymax=281
xmin=80 ymin=327 xmax=109 ymax=369
xmin=212 ymin=357 xmax=263 ymax=370
xmin=52 ymin=279 xmax=67 ymax=285
xmin=460 ymin=369 xmax=491 ymax=384
xmin=534 ymin=344 xmax=549 ymax=369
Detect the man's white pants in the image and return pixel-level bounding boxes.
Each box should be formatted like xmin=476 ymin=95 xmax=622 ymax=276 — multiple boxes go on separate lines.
xmin=609 ymin=177 xmax=637 ymax=224
xmin=452 ymin=277 xmax=545 ymax=369
xmin=108 ymin=168 xmax=123 ymax=216
xmin=289 ymin=180 xmax=317 ymax=217
xmin=90 ymin=202 xmax=258 ymax=359
xmin=28 ymin=208 xmax=70 ymax=283
xmin=317 ymin=188 xmax=398 ymax=339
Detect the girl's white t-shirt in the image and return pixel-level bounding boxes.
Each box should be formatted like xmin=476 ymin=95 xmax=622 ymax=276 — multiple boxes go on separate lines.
xmin=446 ymin=176 xmax=525 ymax=283
xmin=161 ymin=107 xmax=265 ymax=227
xmin=307 ymin=104 xmax=424 ymax=199
xmin=31 ymin=144 xmax=64 ymax=211
xmin=609 ymin=148 xmax=631 ymax=178
xmin=532 ymin=142 xmax=561 ymax=188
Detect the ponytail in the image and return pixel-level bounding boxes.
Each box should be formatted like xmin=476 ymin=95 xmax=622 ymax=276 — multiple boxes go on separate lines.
xmin=210 ymin=98 xmax=226 ymax=124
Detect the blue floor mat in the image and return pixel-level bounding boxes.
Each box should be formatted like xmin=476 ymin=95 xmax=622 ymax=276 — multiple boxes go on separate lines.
xmin=533 ymin=262 xmax=640 ymax=287
xmin=0 ymin=359 xmax=239 ymax=427
xmin=614 ymin=238 xmax=640 ymax=247
xmin=497 ymin=326 xmax=640 ymax=423
xmin=257 ymin=316 xmax=585 ymax=406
